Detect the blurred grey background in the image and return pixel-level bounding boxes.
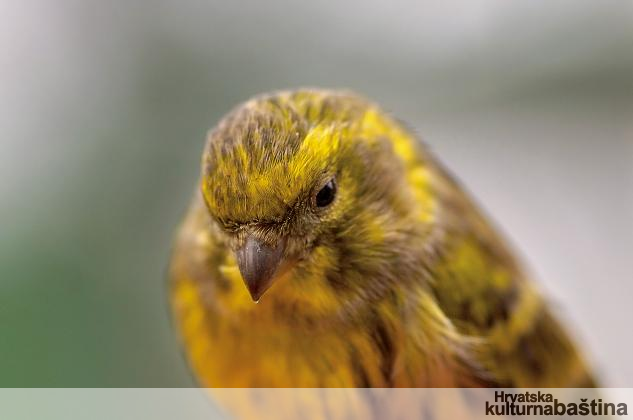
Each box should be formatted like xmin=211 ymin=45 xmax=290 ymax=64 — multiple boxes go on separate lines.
xmin=1 ymin=0 xmax=631 ymax=387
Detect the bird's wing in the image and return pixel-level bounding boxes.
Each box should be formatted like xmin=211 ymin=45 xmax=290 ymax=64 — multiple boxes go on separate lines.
xmin=423 ymin=154 xmax=595 ymax=387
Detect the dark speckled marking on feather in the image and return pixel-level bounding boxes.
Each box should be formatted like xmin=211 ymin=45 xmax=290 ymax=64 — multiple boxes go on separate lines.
xmin=371 ymin=316 xmax=396 ymax=386
xmin=349 ymin=347 xmax=372 ymax=387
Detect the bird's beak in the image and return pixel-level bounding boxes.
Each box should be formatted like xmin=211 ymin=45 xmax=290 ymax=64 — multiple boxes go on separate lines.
xmin=235 ymin=235 xmax=287 ymax=301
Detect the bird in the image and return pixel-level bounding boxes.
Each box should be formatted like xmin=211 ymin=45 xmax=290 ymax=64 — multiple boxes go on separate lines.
xmin=168 ymin=89 xmax=595 ymax=391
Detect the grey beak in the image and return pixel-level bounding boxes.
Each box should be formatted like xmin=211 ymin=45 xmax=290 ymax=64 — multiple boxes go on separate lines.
xmin=235 ymin=235 xmax=286 ymax=301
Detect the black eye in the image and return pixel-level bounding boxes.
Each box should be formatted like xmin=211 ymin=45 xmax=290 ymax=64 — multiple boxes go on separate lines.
xmin=315 ymin=179 xmax=336 ymax=208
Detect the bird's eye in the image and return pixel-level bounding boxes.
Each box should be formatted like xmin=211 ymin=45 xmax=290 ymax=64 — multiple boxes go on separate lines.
xmin=315 ymin=178 xmax=336 ymax=208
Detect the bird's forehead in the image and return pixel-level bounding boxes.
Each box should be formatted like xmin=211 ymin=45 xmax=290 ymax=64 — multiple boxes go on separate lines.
xmin=201 ymin=111 xmax=343 ymax=223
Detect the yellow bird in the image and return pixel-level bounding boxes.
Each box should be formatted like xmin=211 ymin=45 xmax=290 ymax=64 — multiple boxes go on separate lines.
xmin=169 ymin=89 xmax=594 ymax=389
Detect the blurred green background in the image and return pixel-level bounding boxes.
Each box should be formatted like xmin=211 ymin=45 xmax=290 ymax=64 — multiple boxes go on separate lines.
xmin=1 ymin=0 xmax=631 ymax=387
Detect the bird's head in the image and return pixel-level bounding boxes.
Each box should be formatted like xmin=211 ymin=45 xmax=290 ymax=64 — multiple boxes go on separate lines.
xmin=201 ymin=90 xmax=435 ymax=316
